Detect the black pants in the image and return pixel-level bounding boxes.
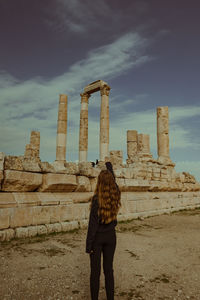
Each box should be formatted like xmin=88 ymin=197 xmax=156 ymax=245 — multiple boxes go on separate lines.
xmin=90 ymin=229 xmax=116 ymax=300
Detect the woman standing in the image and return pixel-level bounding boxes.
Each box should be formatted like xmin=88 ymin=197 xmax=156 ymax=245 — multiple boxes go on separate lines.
xmin=86 ymin=169 xmax=121 ymax=300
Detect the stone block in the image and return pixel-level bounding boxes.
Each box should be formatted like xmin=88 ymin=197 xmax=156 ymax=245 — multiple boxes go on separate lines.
xmin=39 ymin=162 xmax=55 ymax=173
xmin=13 ymin=193 xmax=41 ymax=206
xmin=69 ymin=220 xmax=79 ymax=230
xmin=120 ymin=168 xmax=135 ymax=179
xmin=64 ymin=162 xmax=79 ymax=175
xmin=28 ymin=226 xmax=38 ymax=237
xmin=79 ymin=219 xmax=88 ymax=229
xmin=0 ymin=193 xmax=17 ymax=208
xmin=116 ymin=178 xmax=125 ymax=191
xmin=52 ymin=161 xmax=67 ymax=173
xmin=4 ymin=155 xmax=24 ymax=171
xmin=114 ymin=168 xmax=123 ymax=178
xmin=76 ymin=176 xmax=91 ymax=192
xmin=37 ymin=193 xmax=59 ymax=206
xmin=2 ymin=170 xmax=43 ymax=192
xmin=127 ymin=200 xmax=137 ymax=213
xmin=109 ymin=150 xmax=123 ymax=167
xmin=73 ymin=203 xmax=89 ymax=220
xmin=123 ymin=179 xmax=150 ymax=192
xmin=10 ymin=207 xmax=34 ymax=228
xmin=69 ymin=192 xmax=93 ymax=203
xmin=0 ymin=230 xmax=6 ymax=242
xmin=53 ymin=193 xmax=73 ymax=205
xmin=89 ymin=177 xmax=97 ymax=192
xmin=32 ymin=206 xmax=51 ymax=225
xmin=61 ymin=221 xmax=79 ymax=231
xmin=38 ymin=173 xmax=77 ymax=192
xmin=127 ymin=130 xmax=138 ymax=142
xmin=78 ymin=162 xmax=100 ymax=177
xmin=22 ymin=159 xmax=41 ymax=172
xmin=57 ymin=205 xmax=74 ymax=222
xmin=46 ymin=223 xmax=56 ymax=234
xmin=15 ymin=227 xmax=29 ymax=239
xmin=0 ymin=208 xmax=10 ymax=229
xmin=5 ymin=229 xmax=15 ymax=241
xmin=51 ymin=223 xmax=62 ymax=233
xmin=37 ymin=225 xmax=48 ymax=235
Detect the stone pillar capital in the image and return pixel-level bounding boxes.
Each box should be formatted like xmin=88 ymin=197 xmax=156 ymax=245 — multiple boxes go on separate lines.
xmin=100 ymin=85 xmax=110 ymax=97
xmin=80 ymin=93 xmax=90 ymax=103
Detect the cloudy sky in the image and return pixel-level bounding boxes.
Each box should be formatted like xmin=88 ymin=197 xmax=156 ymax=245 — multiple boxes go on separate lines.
xmin=1 ymin=0 xmax=200 ymax=180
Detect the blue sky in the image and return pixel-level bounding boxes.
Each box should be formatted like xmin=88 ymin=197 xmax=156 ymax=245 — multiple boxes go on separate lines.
xmin=1 ymin=0 xmax=200 ymax=180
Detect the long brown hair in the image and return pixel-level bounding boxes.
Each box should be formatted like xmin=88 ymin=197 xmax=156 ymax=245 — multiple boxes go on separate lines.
xmin=94 ymin=170 xmax=121 ymax=224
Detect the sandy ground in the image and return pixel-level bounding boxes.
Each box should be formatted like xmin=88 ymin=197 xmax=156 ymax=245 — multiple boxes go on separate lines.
xmin=0 ymin=209 xmax=200 ymax=300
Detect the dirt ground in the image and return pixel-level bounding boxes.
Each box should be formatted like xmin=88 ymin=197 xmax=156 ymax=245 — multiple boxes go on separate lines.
xmin=0 ymin=209 xmax=200 ymax=300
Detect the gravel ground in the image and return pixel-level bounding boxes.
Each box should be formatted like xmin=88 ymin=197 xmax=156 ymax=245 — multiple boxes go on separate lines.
xmin=0 ymin=209 xmax=200 ymax=300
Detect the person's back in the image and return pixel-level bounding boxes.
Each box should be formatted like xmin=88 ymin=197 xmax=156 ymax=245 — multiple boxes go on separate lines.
xmin=86 ymin=169 xmax=121 ymax=300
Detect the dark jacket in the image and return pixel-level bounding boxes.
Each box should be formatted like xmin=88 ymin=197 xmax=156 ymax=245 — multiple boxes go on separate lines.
xmin=86 ymin=195 xmax=117 ymax=253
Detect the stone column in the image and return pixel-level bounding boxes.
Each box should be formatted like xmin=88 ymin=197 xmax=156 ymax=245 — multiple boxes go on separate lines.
xmin=127 ymin=130 xmax=138 ymax=162
xmin=24 ymin=131 xmax=40 ymax=162
xmin=137 ymin=134 xmax=150 ymax=155
xmin=100 ymin=85 xmax=110 ymax=161
xmin=56 ymin=94 xmax=67 ymax=162
xmin=157 ymin=106 xmax=170 ymax=160
xmin=79 ymin=93 xmax=90 ymax=162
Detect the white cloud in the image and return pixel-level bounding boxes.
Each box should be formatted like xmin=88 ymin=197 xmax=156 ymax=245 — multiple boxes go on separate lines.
xmin=49 ymin=0 xmax=115 ymax=34
xmin=0 ymin=32 xmax=150 ymax=161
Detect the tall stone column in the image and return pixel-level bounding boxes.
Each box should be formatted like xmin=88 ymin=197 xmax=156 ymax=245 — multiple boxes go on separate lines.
xmin=79 ymin=93 xmax=90 ymax=162
xmin=100 ymin=85 xmax=110 ymax=161
xmin=157 ymin=106 xmax=171 ymax=163
xmin=56 ymin=94 xmax=68 ymax=162
xmin=137 ymin=134 xmax=150 ymax=155
xmin=127 ymin=130 xmax=138 ymax=163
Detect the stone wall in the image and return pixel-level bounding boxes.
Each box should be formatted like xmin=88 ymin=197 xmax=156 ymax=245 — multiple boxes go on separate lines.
xmin=1 ymin=191 xmax=200 ymax=242
xmin=1 ymin=153 xmax=199 ymax=193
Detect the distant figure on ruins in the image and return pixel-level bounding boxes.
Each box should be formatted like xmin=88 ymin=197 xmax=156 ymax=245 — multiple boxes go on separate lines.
xmin=86 ymin=170 xmax=121 ymax=300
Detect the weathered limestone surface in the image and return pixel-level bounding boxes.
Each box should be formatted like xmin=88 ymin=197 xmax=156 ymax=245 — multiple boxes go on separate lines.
xmin=24 ymin=131 xmax=40 ymax=162
xmin=76 ymin=176 xmax=91 ymax=192
xmin=56 ymin=94 xmax=68 ymax=162
xmin=0 ymin=193 xmax=17 ymax=208
xmin=79 ymin=93 xmax=90 ymax=162
xmin=127 ymin=130 xmax=138 ymax=163
xmin=109 ymin=150 xmax=123 ymax=168
xmin=65 ymin=162 xmax=79 ymax=175
xmin=84 ymin=80 xmax=108 ymax=94
xmin=1 ymin=191 xmax=200 ymax=241
xmin=2 ymin=170 xmax=42 ymax=192
xmin=0 ymin=152 xmax=5 ymax=170
xmin=78 ymin=162 xmax=100 ymax=178
xmin=22 ymin=159 xmax=41 ymax=172
xmin=4 ymin=156 xmax=41 ymax=172
xmin=137 ymin=134 xmax=151 ymax=156
xmin=157 ymin=107 xmax=174 ymax=166
xmin=39 ymin=162 xmax=56 ymax=173
xmin=38 ymin=173 xmax=77 ymax=192
xmin=100 ymin=85 xmax=110 ymax=161
xmin=4 ymin=155 xmax=24 ymax=171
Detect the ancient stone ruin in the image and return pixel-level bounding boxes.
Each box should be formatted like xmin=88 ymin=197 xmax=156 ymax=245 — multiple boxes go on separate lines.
xmin=0 ymin=79 xmax=200 ymax=241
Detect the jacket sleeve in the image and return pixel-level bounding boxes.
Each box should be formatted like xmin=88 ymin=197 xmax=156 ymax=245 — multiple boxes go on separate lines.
xmin=86 ymin=198 xmax=99 ymax=253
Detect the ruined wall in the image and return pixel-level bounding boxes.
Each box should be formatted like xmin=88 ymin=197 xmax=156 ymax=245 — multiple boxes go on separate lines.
xmin=1 ymin=191 xmax=200 ymax=242
xmin=1 ymin=150 xmax=200 ymax=242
